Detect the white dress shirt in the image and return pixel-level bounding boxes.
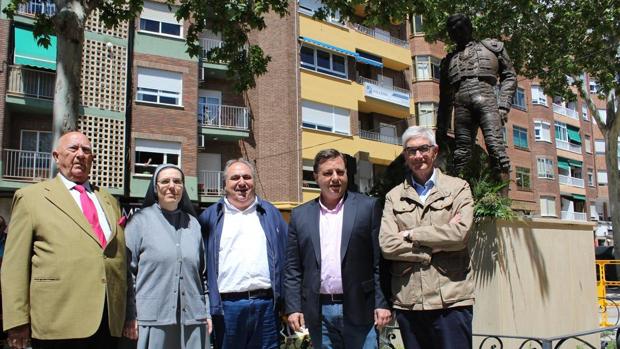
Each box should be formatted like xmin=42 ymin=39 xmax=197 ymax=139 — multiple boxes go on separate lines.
xmin=217 ymin=197 xmax=271 ymax=293
xmin=58 ymin=174 xmax=112 ymax=242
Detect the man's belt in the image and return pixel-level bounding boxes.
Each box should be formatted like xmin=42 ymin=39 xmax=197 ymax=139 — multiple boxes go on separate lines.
xmin=220 ymin=288 xmax=273 ymax=301
xmin=320 ymin=293 xmax=344 ymax=303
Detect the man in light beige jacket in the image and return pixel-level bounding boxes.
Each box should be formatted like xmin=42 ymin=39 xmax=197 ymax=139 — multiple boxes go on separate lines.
xmin=380 ymin=126 xmax=475 ymax=349
xmin=1 ymin=132 xmax=127 ymax=349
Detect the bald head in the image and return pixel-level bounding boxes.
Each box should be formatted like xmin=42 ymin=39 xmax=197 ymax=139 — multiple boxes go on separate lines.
xmin=52 ymin=132 xmax=94 ymax=183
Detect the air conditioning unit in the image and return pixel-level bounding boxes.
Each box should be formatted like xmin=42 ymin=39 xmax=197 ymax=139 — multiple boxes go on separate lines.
xmin=198 ymin=134 xmax=205 ymax=148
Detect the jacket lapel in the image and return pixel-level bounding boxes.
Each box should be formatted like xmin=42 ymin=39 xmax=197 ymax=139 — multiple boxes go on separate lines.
xmin=309 ymin=199 xmax=321 ymax=265
xmin=44 ymin=176 xmax=101 ymax=246
xmin=340 ymin=192 xmax=356 ymax=263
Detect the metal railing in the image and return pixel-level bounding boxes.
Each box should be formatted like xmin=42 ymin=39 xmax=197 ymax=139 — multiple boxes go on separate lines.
xmin=377 ymin=324 xmax=618 ymax=349
xmin=358 ymin=128 xmax=400 ymax=145
xmin=7 ymin=65 xmax=55 ymax=100
xmin=350 ymin=23 xmax=409 ymax=48
xmin=198 ymin=104 xmax=249 ymax=130
xmin=198 ymin=170 xmax=224 ymax=196
xmin=201 ymin=38 xmax=224 ymax=57
xmin=17 ymin=0 xmax=56 ymax=16
xmin=560 ymin=210 xmax=587 ymax=221
xmin=553 ymin=103 xmax=579 ymax=119
xmin=555 ymin=139 xmax=582 ymax=153
xmin=558 ymin=174 xmax=585 ymax=188
xmin=356 ymin=76 xmax=411 ymax=96
xmin=2 ymin=149 xmax=52 ymax=181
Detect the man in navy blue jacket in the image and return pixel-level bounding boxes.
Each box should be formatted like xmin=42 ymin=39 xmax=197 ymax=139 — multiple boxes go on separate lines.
xmin=199 ymin=158 xmax=288 ymax=349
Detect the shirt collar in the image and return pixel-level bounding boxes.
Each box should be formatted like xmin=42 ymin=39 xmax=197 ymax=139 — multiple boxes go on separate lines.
xmin=411 ymin=168 xmax=437 ymax=191
xmin=58 ymin=173 xmax=92 ymax=192
xmin=319 ymin=196 xmax=345 ymax=214
xmin=223 ymin=196 xmax=258 ymax=213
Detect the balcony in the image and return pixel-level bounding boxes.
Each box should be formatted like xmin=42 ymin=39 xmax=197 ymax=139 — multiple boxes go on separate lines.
xmin=350 ymin=23 xmax=408 ymax=48
xmin=560 ymin=211 xmax=587 ymax=221
xmin=358 ymin=128 xmax=400 ymax=145
xmin=357 ymin=76 xmax=410 ymax=108
xmin=552 ymin=103 xmax=579 ymax=120
xmin=198 ymin=170 xmax=224 ymax=197
xmin=7 ymin=65 xmax=55 ymax=100
xmin=559 ymin=174 xmax=585 ymax=188
xmin=2 ymin=149 xmax=52 ymax=182
xmin=555 ymin=139 xmax=582 ymax=154
xmin=17 ymin=0 xmax=56 ymax=16
xmin=201 ymin=38 xmax=223 ymax=57
xmin=198 ymin=104 xmax=249 ymax=130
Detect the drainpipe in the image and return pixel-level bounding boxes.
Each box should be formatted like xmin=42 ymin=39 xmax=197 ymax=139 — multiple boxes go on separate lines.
xmin=123 ymin=18 xmax=135 ymax=199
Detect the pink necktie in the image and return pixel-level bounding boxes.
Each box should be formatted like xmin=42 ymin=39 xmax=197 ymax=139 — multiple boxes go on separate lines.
xmin=74 ymin=184 xmax=107 ymax=248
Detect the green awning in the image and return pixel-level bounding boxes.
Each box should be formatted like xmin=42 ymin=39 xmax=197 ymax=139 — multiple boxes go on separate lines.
xmin=14 ymin=26 xmax=56 ymax=70
xmin=567 ymin=159 xmax=582 ymax=168
xmin=572 ymin=194 xmax=586 ymax=201
xmin=557 ymin=158 xmax=570 ymax=170
xmin=567 ymin=125 xmax=581 ymax=144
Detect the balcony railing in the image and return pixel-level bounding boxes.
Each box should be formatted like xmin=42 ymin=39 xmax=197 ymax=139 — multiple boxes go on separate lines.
xmin=555 ymin=139 xmax=582 ymax=153
xmin=198 ymin=104 xmax=249 ymax=130
xmin=559 ymin=174 xmax=585 ymax=188
xmin=198 ymin=170 xmax=224 ymax=196
xmin=357 ymin=76 xmax=411 ymax=96
xmin=358 ymin=128 xmax=400 ymax=145
xmin=552 ymin=103 xmax=579 ymax=119
xmin=2 ymin=149 xmax=52 ymax=182
xmin=7 ymin=65 xmax=55 ymax=100
xmin=17 ymin=0 xmax=56 ymax=16
xmin=560 ymin=210 xmax=587 ymax=221
xmin=201 ymin=38 xmax=224 ymax=57
xmin=350 ymin=23 xmax=408 ymax=48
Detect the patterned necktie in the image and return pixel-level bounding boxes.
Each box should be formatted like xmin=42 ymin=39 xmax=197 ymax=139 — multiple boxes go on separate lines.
xmin=74 ymin=184 xmax=107 ymax=248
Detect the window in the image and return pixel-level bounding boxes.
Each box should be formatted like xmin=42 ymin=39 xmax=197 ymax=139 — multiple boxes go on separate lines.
xmin=513 ymin=87 xmax=526 ymax=110
xmin=555 ymin=122 xmax=568 ymax=142
xmin=534 ymin=121 xmax=551 ymax=142
xmin=540 ymin=196 xmax=556 ymax=217
xmin=411 ymin=15 xmax=425 ymax=34
xmin=585 ymin=135 xmax=592 ymax=153
xmin=531 ymin=86 xmax=547 ymax=106
xmin=302 ymin=160 xmax=318 ymax=188
xmin=582 ymin=104 xmax=589 ymax=120
xmin=515 ymin=167 xmax=531 ymax=190
xmin=587 ymin=168 xmax=594 ymax=186
xmin=501 ymin=126 xmax=507 ymax=143
xmin=536 ymin=158 xmax=554 ymax=179
xmin=139 ymin=1 xmax=182 ymax=37
xmin=302 ymin=100 xmax=350 ymax=135
xmin=416 ymin=102 xmax=438 ymax=127
xmin=136 ymin=67 xmax=182 ymax=106
xmin=135 ymin=139 xmax=181 ymax=175
xmin=20 ymin=130 xmax=53 ymax=170
xmin=589 ymin=80 xmax=599 ymax=94
xmin=414 ymin=56 xmax=440 ymax=81
xmin=595 ymin=139 xmax=605 ymax=154
xmin=300 ymin=45 xmax=347 ymax=78
xmin=513 ymin=126 xmax=528 ymax=149
xmin=597 ymin=170 xmax=608 ymax=186
xmin=597 ymin=109 xmax=607 ymax=123
xmin=298 ymin=0 xmax=340 ymax=22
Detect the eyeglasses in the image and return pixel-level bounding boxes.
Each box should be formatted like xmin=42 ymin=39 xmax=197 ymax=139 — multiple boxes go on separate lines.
xmin=404 ymin=144 xmax=434 ymax=156
xmin=157 ymin=178 xmax=184 ymax=187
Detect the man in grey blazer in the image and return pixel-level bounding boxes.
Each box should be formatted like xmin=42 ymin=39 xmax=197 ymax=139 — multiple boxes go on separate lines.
xmin=285 ymin=149 xmax=391 ymax=348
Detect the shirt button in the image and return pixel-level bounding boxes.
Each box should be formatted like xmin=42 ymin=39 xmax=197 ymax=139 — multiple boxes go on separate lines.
xmin=180 ymin=276 xmax=184 ymax=280
xmin=176 ymin=243 xmax=180 ymax=247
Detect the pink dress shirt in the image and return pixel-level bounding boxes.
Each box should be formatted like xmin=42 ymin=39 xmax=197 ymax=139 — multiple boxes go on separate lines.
xmin=319 ymin=197 xmax=344 ymax=295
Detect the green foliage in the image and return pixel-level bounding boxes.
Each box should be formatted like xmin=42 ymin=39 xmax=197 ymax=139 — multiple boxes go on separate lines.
xmin=2 ymin=0 xmax=290 ymax=92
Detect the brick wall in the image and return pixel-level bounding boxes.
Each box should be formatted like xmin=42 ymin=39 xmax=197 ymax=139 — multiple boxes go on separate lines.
xmin=131 ymin=53 xmax=198 ymax=177
xmin=0 ymin=19 xmax=10 ymax=150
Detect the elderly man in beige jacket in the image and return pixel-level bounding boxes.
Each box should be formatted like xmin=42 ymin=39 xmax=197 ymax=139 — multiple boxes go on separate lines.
xmin=379 ymin=126 xmax=475 ymax=349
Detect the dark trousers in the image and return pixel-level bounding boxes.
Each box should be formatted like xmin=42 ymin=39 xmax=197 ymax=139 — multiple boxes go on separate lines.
xmin=31 ymin=304 xmax=118 ymax=349
xmin=396 ymin=306 xmax=473 ymax=349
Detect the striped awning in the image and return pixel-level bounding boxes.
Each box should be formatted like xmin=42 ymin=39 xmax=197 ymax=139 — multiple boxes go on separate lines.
xmin=567 ymin=125 xmax=581 ymax=144
xmin=14 ymin=26 xmax=56 ymax=70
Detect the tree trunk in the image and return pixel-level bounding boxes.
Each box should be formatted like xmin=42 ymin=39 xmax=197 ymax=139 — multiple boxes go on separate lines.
xmin=606 ymin=98 xmax=620 ymax=258
xmin=51 ymin=1 xmax=87 ymax=156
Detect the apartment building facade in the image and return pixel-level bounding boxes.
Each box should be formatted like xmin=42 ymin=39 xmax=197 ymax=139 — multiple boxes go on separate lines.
xmin=0 ymin=1 xmax=614 ymax=243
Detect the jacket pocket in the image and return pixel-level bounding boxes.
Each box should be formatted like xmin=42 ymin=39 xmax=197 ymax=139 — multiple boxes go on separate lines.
xmin=32 ymin=276 xmax=60 ymax=282
xmin=392 ymin=201 xmax=419 ymax=230
xmin=433 ymin=252 xmax=473 ymax=303
xmin=185 ymin=295 xmax=209 ymax=321
xmin=136 ymin=297 xmax=160 ymax=321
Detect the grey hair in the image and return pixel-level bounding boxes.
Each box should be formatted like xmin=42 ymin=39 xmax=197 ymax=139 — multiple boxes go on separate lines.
xmin=401 ymin=126 xmax=437 ymax=147
xmin=223 ymin=158 xmax=256 ymax=180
